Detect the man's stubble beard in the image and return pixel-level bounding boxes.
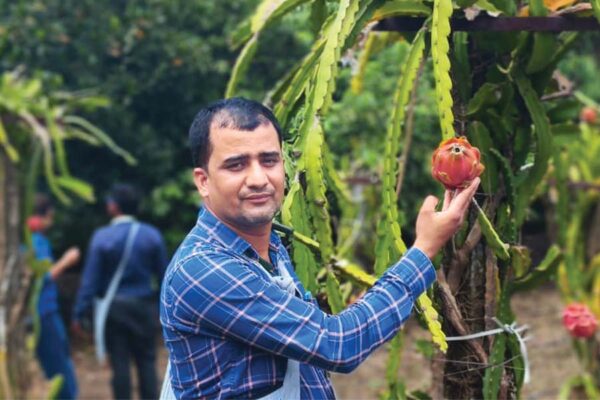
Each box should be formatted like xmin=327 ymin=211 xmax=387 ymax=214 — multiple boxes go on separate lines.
xmin=234 ymin=201 xmax=281 ymax=228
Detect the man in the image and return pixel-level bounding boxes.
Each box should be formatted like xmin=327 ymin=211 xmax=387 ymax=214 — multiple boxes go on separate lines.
xmin=160 ymin=98 xmax=479 ymax=399
xmin=28 ymin=194 xmax=80 ymax=400
xmin=72 ymin=184 xmax=168 ymax=399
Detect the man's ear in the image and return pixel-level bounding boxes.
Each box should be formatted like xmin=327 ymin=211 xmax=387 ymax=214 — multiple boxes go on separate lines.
xmin=193 ymin=167 xmax=209 ymax=198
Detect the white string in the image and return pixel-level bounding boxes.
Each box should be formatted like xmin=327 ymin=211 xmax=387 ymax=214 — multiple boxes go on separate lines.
xmin=445 ymin=318 xmax=531 ymax=384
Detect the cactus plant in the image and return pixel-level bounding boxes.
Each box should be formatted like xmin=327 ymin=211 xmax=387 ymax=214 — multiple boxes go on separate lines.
xmin=227 ymin=0 xmax=600 ymax=397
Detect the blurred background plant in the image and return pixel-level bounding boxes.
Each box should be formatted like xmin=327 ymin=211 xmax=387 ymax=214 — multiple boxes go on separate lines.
xmin=0 ymin=67 xmax=132 ymax=397
xmin=545 ymin=98 xmax=600 ymax=398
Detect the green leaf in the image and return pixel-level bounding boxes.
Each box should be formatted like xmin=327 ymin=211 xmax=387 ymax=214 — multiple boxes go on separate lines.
xmin=385 ymin=333 xmax=405 ymax=398
xmin=505 ymin=332 xmax=525 ymax=390
xmin=526 ymin=34 xmax=558 ymax=74
xmin=414 ymin=339 xmax=435 ymax=358
xmin=19 ymin=110 xmax=70 ymax=204
xmin=274 ymin=37 xmax=327 ymax=127
xmin=551 ymin=123 xmax=580 ymax=138
xmin=416 ymin=293 xmax=447 ymax=352
xmin=371 ymin=0 xmax=432 ymax=20
xmin=56 ymin=176 xmax=95 ymax=202
xmin=483 ymin=333 xmax=506 ymax=400
xmin=407 ymin=390 xmax=432 ymax=400
xmin=510 ymin=125 xmax=531 ymax=173
xmin=333 ymin=259 xmax=376 ymax=287
xmin=513 ymin=70 xmax=552 ymax=226
xmin=592 ymin=0 xmax=600 ymax=24
xmin=452 ymin=32 xmax=471 ymax=103
xmin=64 ymin=115 xmax=137 ymax=166
xmin=312 ymin=0 xmax=362 ymax=115
xmin=509 ymin=246 xmax=531 ymax=279
xmin=282 ymin=180 xmax=320 ymax=293
xmin=47 ymin=374 xmax=65 ymax=400
xmin=303 ymin=118 xmax=334 ymax=262
xmin=431 ymin=0 xmax=454 ymax=140
xmin=374 ymin=27 xmax=425 ymax=273
xmin=230 ymin=20 xmax=252 ymax=50
xmin=325 ymin=271 xmax=345 ymax=314
xmin=322 ymin=141 xmax=357 ymax=252
xmin=43 ymin=149 xmax=69 ymax=204
xmin=511 ymin=244 xmax=562 ymax=292
xmin=251 ymin=0 xmax=310 ymax=33
xmin=468 ymin=122 xmax=498 ymax=194
xmin=225 ymin=34 xmax=260 ymax=98
xmin=343 ymin=0 xmax=387 ymax=53
xmin=467 ymin=83 xmax=501 ymax=116
xmin=310 ymin=0 xmax=329 ymax=36
xmin=0 ymin=116 xmax=19 ymax=162
xmin=64 ymin=128 xmax=101 ymax=146
xmin=475 ymin=0 xmax=506 ymax=14
xmin=351 ymin=32 xmax=386 ymax=94
xmin=490 ymin=149 xmax=515 ymax=212
xmin=45 ymin=111 xmax=70 ymax=177
xmin=529 ymin=0 xmax=548 ymax=16
xmin=476 ymin=203 xmax=510 ymax=260
xmin=231 ymin=0 xmax=312 ymax=50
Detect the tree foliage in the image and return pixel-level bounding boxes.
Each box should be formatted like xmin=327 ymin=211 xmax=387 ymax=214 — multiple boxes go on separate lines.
xmin=0 ymin=0 xmax=311 ymax=251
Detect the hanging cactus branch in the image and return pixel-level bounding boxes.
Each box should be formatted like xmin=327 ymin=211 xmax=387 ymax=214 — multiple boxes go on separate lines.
xmin=431 ymin=0 xmax=455 ymax=140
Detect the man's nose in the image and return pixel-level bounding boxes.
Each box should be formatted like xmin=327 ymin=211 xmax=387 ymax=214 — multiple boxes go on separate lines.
xmin=246 ymin=161 xmax=268 ymax=188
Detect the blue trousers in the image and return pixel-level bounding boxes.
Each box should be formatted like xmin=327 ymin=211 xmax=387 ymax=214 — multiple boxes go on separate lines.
xmin=36 ymin=312 xmax=78 ymax=399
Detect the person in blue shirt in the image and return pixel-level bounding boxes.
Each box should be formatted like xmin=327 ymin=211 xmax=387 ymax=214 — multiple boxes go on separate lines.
xmin=160 ymin=98 xmax=480 ymax=399
xmin=28 ymin=193 xmax=80 ymax=400
xmin=72 ymin=184 xmax=168 ymax=400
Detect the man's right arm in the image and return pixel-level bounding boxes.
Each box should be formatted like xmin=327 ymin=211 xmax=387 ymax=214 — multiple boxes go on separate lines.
xmin=165 ymin=246 xmax=434 ymax=374
xmin=164 ymin=179 xmax=479 ymax=373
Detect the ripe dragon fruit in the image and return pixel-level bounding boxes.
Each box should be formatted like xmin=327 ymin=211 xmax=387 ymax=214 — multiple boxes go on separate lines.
xmin=431 ymin=136 xmax=485 ymax=190
xmin=562 ymin=303 xmax=598 ymax=339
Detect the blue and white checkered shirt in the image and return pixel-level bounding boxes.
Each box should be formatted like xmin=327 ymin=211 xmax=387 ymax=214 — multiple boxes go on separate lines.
xmin=160 ymin=207 xmax=435 ymax=399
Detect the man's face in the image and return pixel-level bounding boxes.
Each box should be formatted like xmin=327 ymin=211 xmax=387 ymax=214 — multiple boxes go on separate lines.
xmin=193 ymin=121 xmax=285 ymax=231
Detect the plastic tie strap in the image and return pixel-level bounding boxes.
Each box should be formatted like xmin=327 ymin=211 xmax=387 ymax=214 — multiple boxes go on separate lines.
xmin=445 ymin=318 xmax=531 ymax=384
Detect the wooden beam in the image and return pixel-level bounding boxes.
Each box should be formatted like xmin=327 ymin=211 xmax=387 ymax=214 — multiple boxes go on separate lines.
xmin=374 ymin=16 xmax=600 ymax=32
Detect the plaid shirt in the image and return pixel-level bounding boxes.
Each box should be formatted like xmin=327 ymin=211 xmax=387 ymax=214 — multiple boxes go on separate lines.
xmin=160 ymin=207 xmax=435 ymax=399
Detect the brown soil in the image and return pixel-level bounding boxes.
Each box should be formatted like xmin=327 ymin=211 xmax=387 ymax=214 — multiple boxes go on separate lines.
xmin=28 ymin=284 xmax=581 ymax=399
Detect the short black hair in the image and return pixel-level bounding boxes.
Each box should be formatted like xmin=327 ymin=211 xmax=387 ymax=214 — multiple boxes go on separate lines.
xmin=188 ymin=97 xmax=283 ymax=169
xmin=33 ymin=193 xmax=53 ymax=216
xmin=107 ymin=184 xmax=139 ymax=215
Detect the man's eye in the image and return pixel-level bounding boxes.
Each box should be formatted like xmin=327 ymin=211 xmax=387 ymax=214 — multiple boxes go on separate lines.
xmin=262 ymin=158 xmax=279 ymax=166
xmin=226 ymin=162 xmax=244 ymax=171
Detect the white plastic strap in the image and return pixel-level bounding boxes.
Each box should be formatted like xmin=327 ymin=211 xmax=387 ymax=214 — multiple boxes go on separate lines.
xmin=445 ymin=318 xmax=531 ymax=384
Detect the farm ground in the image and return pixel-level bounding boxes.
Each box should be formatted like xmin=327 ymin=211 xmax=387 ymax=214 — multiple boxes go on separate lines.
xmin=28 ymin=283 xmax=581 ymax=399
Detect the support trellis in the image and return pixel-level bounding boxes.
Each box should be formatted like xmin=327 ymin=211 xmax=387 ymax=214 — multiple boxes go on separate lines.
xmin=375 ymin=15 xmax=600 ymax=31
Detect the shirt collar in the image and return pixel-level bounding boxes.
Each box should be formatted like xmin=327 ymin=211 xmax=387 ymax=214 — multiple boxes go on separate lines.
xmin=110 ymin=215 xmax=136 ymax=225
xmin=195 ymin=207 xmax=282 ymax=258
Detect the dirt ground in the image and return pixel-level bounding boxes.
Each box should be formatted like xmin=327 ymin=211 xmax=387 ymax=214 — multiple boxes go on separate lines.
xmin=28 ymin=284 xmax=581 ymax=399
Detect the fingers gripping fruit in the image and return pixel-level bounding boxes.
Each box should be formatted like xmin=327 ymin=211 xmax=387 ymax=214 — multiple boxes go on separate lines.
xmin=431 ymin=136 xmax=485 ymax=190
